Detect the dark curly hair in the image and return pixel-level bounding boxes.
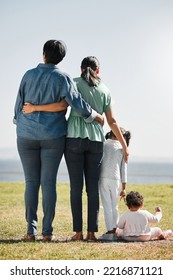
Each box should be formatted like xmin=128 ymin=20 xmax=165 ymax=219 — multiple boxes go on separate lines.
xmin=125 ymin=191 xmax=143 ymax=208
xmin=105 ymin=127 xmax=131 ymax=147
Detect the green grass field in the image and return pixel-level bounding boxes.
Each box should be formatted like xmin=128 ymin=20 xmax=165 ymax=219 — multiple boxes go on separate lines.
xmin=0 ymin=182 xmax=173 ymax=260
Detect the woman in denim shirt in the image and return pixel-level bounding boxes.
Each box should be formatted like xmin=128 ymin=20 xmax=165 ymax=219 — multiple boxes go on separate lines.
xmin=14 ymin=40 xmax=103 ymax=242
xmin=23 ymin=56 xmax=129 ymax=242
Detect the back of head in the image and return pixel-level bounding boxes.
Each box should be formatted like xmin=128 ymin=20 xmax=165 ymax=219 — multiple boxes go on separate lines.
xmin=43 ymin=40 xmax=67 ymax=65
xmin=105 ymin=128 xmax=131 ymax=146
xmin=120 ymin=127 xmax=131 ymax=147
xmin=105 ymin=130 xmax=115 ymax=140
xmin=125 ymin=191 xmax=143 ymax=208
xmin=81 ymin=56 xmax=101 ymax=86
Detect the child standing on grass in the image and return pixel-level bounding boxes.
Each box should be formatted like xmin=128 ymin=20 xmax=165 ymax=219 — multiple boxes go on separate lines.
xmin=116 ymin=191 xmax=173 ymax=241
xmin=99 ymin=128 xmax=131 ymax=241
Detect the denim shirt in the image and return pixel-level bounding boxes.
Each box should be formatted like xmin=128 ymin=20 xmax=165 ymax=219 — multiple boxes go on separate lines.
xmin=14 ymin=63 xmax=96 ymax=140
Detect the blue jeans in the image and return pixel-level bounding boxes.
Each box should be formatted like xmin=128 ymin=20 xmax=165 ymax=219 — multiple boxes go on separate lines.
xmin=65 ymin=138 xmax=103 ymax=232
xmin=17 ymin=137 xmax=65 ymax=236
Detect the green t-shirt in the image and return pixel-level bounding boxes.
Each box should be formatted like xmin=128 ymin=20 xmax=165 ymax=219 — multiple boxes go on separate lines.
xmin=67 ymin=77 xmax=111 ymax=142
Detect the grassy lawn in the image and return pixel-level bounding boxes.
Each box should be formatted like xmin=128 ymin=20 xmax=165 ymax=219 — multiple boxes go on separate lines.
xmin=0 ymin=182 xmax=173 ymax=260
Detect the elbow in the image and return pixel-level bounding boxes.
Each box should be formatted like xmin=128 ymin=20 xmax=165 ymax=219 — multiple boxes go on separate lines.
xmin=107 ymin=117 xmax=117 ymax=127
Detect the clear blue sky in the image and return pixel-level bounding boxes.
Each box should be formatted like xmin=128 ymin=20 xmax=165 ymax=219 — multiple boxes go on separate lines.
xmin=0 ymin=0 xmax=173 ymax=160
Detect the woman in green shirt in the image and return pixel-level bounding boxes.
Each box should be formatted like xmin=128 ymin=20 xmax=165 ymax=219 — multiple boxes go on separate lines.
xmin=23 ymin=56 xmax=129 ymax=242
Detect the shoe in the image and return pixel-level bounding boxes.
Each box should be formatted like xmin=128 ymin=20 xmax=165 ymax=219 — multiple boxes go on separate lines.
xmin=42 ymin=235 xmax=55 ymax=242
xmin=105 ymin=230 xmax=115 ymax=234
xmin=22 ymin=234 xmax=35 ymax=241
xmin=71 ymin=232 xmax=83 ymax=241
xmin=98 ymin=233 xmax=117 ymax=241
xmin=85 ymin=232 xmax=97 ymax=242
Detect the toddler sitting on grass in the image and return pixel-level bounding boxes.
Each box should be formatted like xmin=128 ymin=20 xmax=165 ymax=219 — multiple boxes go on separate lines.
xmin=116 ymin=191 xmax=172 ymax=241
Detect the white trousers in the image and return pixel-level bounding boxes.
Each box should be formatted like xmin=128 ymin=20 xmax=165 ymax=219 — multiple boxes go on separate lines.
xmin=99 ymin=178 xmax=120 ymax=231
xmin=116 ymin=227 xmax=163 ymax=241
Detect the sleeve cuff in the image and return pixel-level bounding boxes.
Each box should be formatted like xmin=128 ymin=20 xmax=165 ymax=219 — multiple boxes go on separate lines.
xmin=84 ymin=109 xmax=97 ymax=123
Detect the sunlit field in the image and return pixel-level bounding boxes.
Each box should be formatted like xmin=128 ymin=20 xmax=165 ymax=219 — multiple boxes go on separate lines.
xmin=0 ymin=182 xmax=173 ymax=260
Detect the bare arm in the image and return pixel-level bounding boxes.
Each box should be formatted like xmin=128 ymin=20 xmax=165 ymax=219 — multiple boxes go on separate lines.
xmin=120 ymin=183 xmax=126 ymax=200
xmin=23 ymin=101 xmax=104 ymax=126
xmin=95 ymin=114 xmax=104 ymax=126
xmin=105 ymin=108 xmax=129 ymax=162
xmin=23 ymin=99 xmax=69 ymax=114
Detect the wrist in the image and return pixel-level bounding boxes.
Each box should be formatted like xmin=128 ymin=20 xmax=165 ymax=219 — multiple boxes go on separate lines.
xmin=84 ymin=109 xmax=96 ymax=123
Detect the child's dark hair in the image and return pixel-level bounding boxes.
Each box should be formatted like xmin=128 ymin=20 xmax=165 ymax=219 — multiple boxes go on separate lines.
xmin=105 ymin=127 xmax=131 ymax=146
xmin=43 ymin=40 xmax=67 ymax=65
xmin=105 ymin=130 xmax=115 ymax=140
xmin=81 ymin=56 xmax=101 ymax=86
xmin=125 ymin=191 xmax=143 ymax=208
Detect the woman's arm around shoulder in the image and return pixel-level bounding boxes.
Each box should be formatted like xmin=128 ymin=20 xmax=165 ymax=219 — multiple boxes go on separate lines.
xmin=23 ymin=99 xmax=69 ymax=114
